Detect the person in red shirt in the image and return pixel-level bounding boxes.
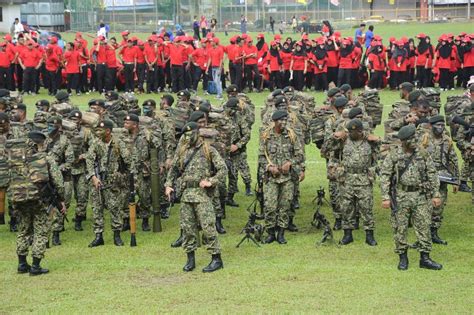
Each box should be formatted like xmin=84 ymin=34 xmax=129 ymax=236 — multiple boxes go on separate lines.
xmin=183 ymin=36 xmax=195 ymax=90
xmin=144 ymin=37 xmax=164 ymax=93
xmin=0 ymin=43 xmax=10 ymax=89
xmin=279 ymin=41 xmax=292 ymax=87
xmin=208 ymin=37 xmax=224 ymax=98
xmin=165 ymin=36 xmax=187 ymax=93
xmin=461 ymin=36 xmax=474 ymax=88
xmin=94 ymin=36 xmax=108 ymax=93
xmin=256 ymin=33 xmax=268 ymax=62
xmin=134 ymin=40 xmax=146 ymax=93
xmin=232 ymin=37 xmax=245 ymax=91
xmin=243 ymin=37 xmax=261 ymax=92
xmin=367 ymin=42 xmax=386 ymax=89
xmin=119 ymin=39 xmax=136 ymax=93
xmin=415 ymin=34 xmax=434 ymax=87
xmin=390 ymin=40 xmax=408 ymax=89
xmin=191 ymin=39 xmax=210 ymax=91
xmin=312 ymin=38 xmax=328 ymax=91
xmin=435 ymin=35 xmax=454 ymax=90
xmin=105 ymin=37 xmax=120 ymax=92
xmin=289 ymin=41 xmax=307 ymax=91
xmin=75 ymin=39 xmax=89 ymax=94
xmin=351 ymin=41 xmax=363 ymax=88
xmin=3 ymin=34 xmax=15 ymax=90
xmin=18 ymin=40 xmax=43 ymax=94
xmin=64 ymin=42 xmax=81 ymax=95
xmin=225 ymin=36 xmax=237 ymax=84
xmin=14 ymin=35 xmax=28 ymax=92
xmin=45 ymin=44 xmax=60 ymax=95
xmin=337 ymin=39 xmax=354 ymax=87
xmin=266 ymin=41 xmax=283 ymax=90
xmin=326 ymin=36 xmax=339 ymax=85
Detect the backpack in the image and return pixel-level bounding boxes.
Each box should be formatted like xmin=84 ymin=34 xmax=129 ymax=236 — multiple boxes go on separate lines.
xmin=6 ymin=139 xmax=49 ymax=203
xmin=207 ymin=81 xmax=217 ymax=95
xmin=170 ymin=107 xmax=191 ymax=133
xmin=310 ymin=107 xmax=333 ymax=149
xmin=358 ymin=90 xmax=383 ymax=127
xmin=420 ymin=87 xmax=441 ymax=111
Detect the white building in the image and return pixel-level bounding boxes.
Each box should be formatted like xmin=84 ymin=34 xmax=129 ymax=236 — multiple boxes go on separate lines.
xmin=0 ymin=1 xmax=27 ymax=34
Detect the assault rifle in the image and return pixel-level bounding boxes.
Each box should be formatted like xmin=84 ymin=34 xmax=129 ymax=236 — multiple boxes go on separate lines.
xmin=311 ymin=187 xmax=334 ymax=245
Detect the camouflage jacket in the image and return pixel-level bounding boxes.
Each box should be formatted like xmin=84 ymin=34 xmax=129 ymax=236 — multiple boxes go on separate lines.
xmin=322 ymin=111 xmax=341 ymax=159
xmin=165 ymin=141 xmax=227 ymax=203
xmin=10 ymin=121 xmax=34 ymax=138
xmin=387 ymin=100 xmax=411 ymax=132
xmin=128 ymin=128 xmax=162 ymax=178
xmin=0 ymin=130 xmax=17 ymax=188
xmin=421 ymin=132 xmax=459 ymax=179
xmin=154 ymin=110 xmax=176 ymax=161
xmin=45 ymin=133 xmax=75 ymax=175
xmin=65 ymin=127 xmax=92 ymax=175
xmin=228 ymin=111 xmax=251 ymax=151
xmin=258 ymin=127 xmax=305 ymax=184
xmin=380 ymin=147 xmax=440 ymax=201
xmin=237 ymin=93 xmax=256 ymax=127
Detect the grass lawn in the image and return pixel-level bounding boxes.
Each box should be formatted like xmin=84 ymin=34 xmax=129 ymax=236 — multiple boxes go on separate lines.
xmin=0 ymin=22 xmax=473 ymax=313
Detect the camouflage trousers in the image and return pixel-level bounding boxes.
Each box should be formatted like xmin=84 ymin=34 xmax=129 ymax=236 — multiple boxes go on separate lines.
xmin=212 ymin=183 xmax=227 ymax=218
xmin=91 ymin=184 xmax=123 ymax=234
xmin=237 ymin=150 xmax=252 ymax=185
xmin=228 ymin=150 xmax=250 ymax=195
xmin=289 ymin=175 xmax=300 ymax=219
xmin=329 ymin=180 xmax=341 ymax=220
xmin=431 ymin=183 xmax=448 ymax=229
xmin=64 ymin=173 xmax=89 ymax=218
xmin=263 ymin=179 xmax=294 ymax=229
xmin=180 ymin=200 xmax=221 ymax=255
xmin=15 ymin=201 xmax=48 ymax=259
xmin=137 ymin=174 xmax=153 ymax=219
xmin=391 ymin=191 xmax=432 ymax=254
xmin=340 ymin=183 xmax=374 ymax=230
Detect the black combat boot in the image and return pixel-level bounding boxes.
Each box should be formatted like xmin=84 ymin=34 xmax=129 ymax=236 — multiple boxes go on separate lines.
xmin=122 ymin=218 xmax=130 ymax=231
xmin=398 ymin=251 xmax=409 ymax=271
xmin=29 ymin=257 xmax=49 ymax=276
xmin=17 ymin=255 xmax=31 ymax=274
xmin=202 ymin=254 xmax=223 ymax=273
xmin=264 ymin=228 xmax=276 ymax=244
xmin=245 ymin=183 xmax=253 ymax=196
xmin=277 ymin=227 xmax=287 ymax=244
xmin=183 ymin=251 xmax=196 ymax=272
xmin=419 ymin=252 xmax=443 ymax=270
xmin=287 ymin=217 xmax=298 ymax=232
xmin=74 ymin=216 xmax=84 ymax=231
xmin=171 ymin=230 xmax=184 ymax=248
xmin=339 ymin=229 xmax=353 ymax=245
xmin=160 ymin=204 xmax=170 ymax=219
xmin=9 ymin=216 xmax=17 ymax=232
xmin=459 ymin=181 xmax=472 ymax=193
xmin=292 ymin=198 xmax=300 ymax=210
xmin=52 ymin=231 xmax=61 ymax=246
xmin=333 ymin=218 xmax=342 ymax=231
xmin=0 ymin=213 xmax=5 ymax=225
xmin=88 ymin=233 xmax=104 ymax=247
xmin=354 ymin=216 xmax=360 ymax=230
xmin=113 ymin=230 xmax=124 ymax=246
xmin=431 ymin=227 xmax=447 ymax=245
xmin=142 ymin=218 xmax=151 ymax=232
xmin=215 ymin=216 xmax=226 ymax=234
xmin=365 ymin=230 xmax=377 ymax=246
xmin=226 ymin=194 xmax=239 ymax=207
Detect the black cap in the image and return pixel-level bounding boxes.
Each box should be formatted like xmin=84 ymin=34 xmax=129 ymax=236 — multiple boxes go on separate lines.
xmin=272 ymin=110 xmax=288 ymax=121
xmin=327 ymin=88 xmax=340 ymax=97
xmin=195 ymin=101 xmax=211 ymax=114
xmin=282 ymin=86 xmax=294 ymax=93
xmin=0 ymin=112 xmax=9 ymax=123
xmin=28 ymin=130 xmax=46 ymax=143
xmin=47 ymin=116 xmax=62 ymax=125
xmin=36 ymin=99 xmax=50 ymax=108
xmin=226 ymin=97 xmax=239 ymax=109
xmin=55 ymin=90 xmax=69 ymax=101
xmin=143 ymin=99 xmax=156 ymax=107
xmin=400 ymin=82 xmax=414 ymax=92
xmin=0 ymin=89 xmax=10 ymax=97
xmin=334 ymin=96 xmax=348 ymax=108
xmin=177 ymin=90 xmax=191 ymax=98
xmin=429 ymin=115 xmax=445 ymax=125
xmin=106 ymin=91 xmax=119 ymax=100
xmin=124 ymin=114 xmax=139 ymax=123
xmin=408 ymin=90 xmax=422 ymax=104
xmin=274 ymin=96 xmax=287 ymax=107
xmin=12 ymin=103 xmax=27 ymax=111
xmin=271 ymin=89 xmax=284 ymax=97
xmin=182 ymin=121 xmax=198 ymax=133
xmin=88 ymin=99 xmax=106 ymax=108
xmin=347 ymin=119 xmax=363 ymax=131
xmin=340 ymin=84 xmax=352 ymax=93
xmin=348 ymin=107 xmax=363 ymax=119
xmin=189 ymin=111 xmax=206 ymax=122
xmin=226 ymin=84 xmax=239 ymax=93
xmin=97 ymin=119 xmax=114 ymax=130
xmin=161 ymin=94 xmax=174 ymax=105
xmin=69 ymin=110 xmax=82 ymax=119
xmin=398 ymin=125 xmax=416 ymax=140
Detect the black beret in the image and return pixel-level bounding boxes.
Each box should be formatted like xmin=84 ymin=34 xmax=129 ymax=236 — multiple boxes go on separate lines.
xmin=161 ymin=94 xmax=174 ymax=105
xmin=47 ymin=116 xmax=62 ymax=125
xmin=271 ymin=89 xmax=284 ymax=97
xmin=272 ymin=110 xmax=288 ymax=121
xmin=88 ymin=99 xmax=106 ymax=108
xmin=189 ymin=111 xmax=206 ymax=122
xmin=182 ymin=121 xmax=198 ymax=133
xmin=107 ymin=91 xmax=119 ymax=100
xmin=282 ymin=86 xmax=294 ymax=93
xmin=274 ymin=96 xmax=287 ymax=107
xmin=408 ymin=90 xmax=422 ymax=103
xmin=226 ymin=84 xmax=239 ymax=93
xmin=226 ymin=97 xmax=239 ymax=109
xmin=400 ymin=82 xmax=414 ymax=92
xmin=124 ymin=114 xmax=139 ymax=123
xmin=340 ymin=84 xmax=352 ymax=92
xmin=36 ymin=99 xmax=50 ymax=107
xmin=12 ymin=103 xmax=27 ymax=111
xmin=327 ymin=88 xmax=340 ymax=97
xmin=143 ymin=99 xmax=156 ymax=107
xmin=429 ymin=115 xmax=445 ymax=125
xmin=177 ymin=90 xmax=191 ymax=97
xmin=55 ymin=90 xmax=69 ymax=101
xmin=97 ymin=119 xmax=114 ymax=130
xmin=28 ymin=130 xmax=46 ymax=143
xmin=398 ymin=125 xmax=416 ymax=140
xmin=0 ymin=112 xmax=9 ymax=123
xmin=334 ymin=96 xmax=348 ymax=108
xmin=69 ymin=110 xmax=82 ymax=119
xmin=347 ymin=119 xmax=363 ymax=131
xmin=195 ymin=101 xmax=211 ymax=113
xmin=0 ymin=89 xmax=10 ymax=97
xmin=348 ymin=107 xmax=363 ymax=119
xmin=416 ymin=117 xmax=429 ymax=127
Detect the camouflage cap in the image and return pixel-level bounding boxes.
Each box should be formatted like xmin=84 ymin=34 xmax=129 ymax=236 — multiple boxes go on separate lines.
xmin=36 ymin=99 xmax=50 ymax=108
xmin=47 ymin=116 xmax=62 ymax=125
xmin=12 ymin=103 xmax=27 ymax=111
xmin=97 ymin=119 xmax=114 ymax=130
xmin=347 ymin=119 xmax=363 ymax=131
xmin=124 ymin=114 xmax=139 ymax=122
xmin=340 ymin=84 xmax=352 ymax=93
xmin=28 ymin=130 xmax=46 ymax=143
xmin=348 ymin=107 xmax=363 ymax=119
xmin=225 ymin=97 xmax=239 ymax=109
xmin=408 ymin=90 xmax=422 ymax=104
xmin=196 ymin=101 xmax=211 ymax=113
xmin=55 ymin=90 xmax=69 ymax=101
xmin=0 ymin=112 xmax=9 ymax=123
xmin=226 ymin=84 xmax=239 ymax=93
xmin=182 ymin=121 xmax=198 ymax=133
xmin=429 ymin=115 xmax=445 ymax=125
xmin=334 ymin=96 xmax=348 ymax=108
xmin=189 ymin=111 xmax=206 ymax=122
xmin=69 ymin=110 xmax=82 ymax=119
xmin=272 ymin=110 xmax=288 ymax=121
xmin=143 ymin=99 xmax=156 ymax=107
xmin=327 ymin=88 xmax=340 ymax=98
xmin=0 ymin=88 xmax=10 ymax=98
xmin=177 ymin=90 xmax=191 ymax=98
xmin=400 ymin=82 xmax=414 ymax=92
xmin=398 ymin=125 xmax=416 ymax=140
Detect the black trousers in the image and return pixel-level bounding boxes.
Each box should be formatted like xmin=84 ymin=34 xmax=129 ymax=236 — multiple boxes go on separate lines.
xmin=0 ymin=67 xmax=9 ymax=89
xmin=183 ymin=63 xmax=192 ymax=89
xmin=392 ymin=71 xmax=406 ymax=89
xmin=234 ymin=63 xmax=244 ymax=91
xmin=337 ymin=68 xmax=351 ymax=87
xmin=368 ymin=70 xmax=384 ymax=89
xmin=314 ymin=72 xmax=328 ymax=91
xmin=35 ymin=64 xmax=43 ymax=93
xmin=123 ymin=64 xmax=135 ymax=92
xmin=89 ymin=64 xmax=96 ymax=92
xmin=15 ymin=64 xmax=23 ymax=92
xmin=47 ymin=70 xmax=58 ymax=94
xmin=146 ymin=64 xmax=156 ymax=93
xmin=136 ymin=63 xmax=146 ymax=92
xmin=269 ymin=71 xmax=282 ymax=91
xmin=165 ymin=61 xmax=171 ymax=88
xmin=463 ymin=66 xmax=474 ymax=88
xmin=67 ymin=73 xmax=79 ymax=94
xmin=171 ymin=65 xmax=184 ymax=93
xmin=8 ymin=64 xmax=15 ymax=90
xmin=292 ymin=70 xmax=305 ymax=91
xmin=22 ymin=67 xmax=36 ymax=93
xmin=229 ymin=61 xmax=236 ymax=84
xmin=78 ymin=65 xmax=88 ymax=93
xmin=96 ymin=64 xmax=107 ymax=92
xmin=282 ymin=70 xmax=290 ymax=88
xmin=438 ymin=68 xmax=451 ymax=89
xmin=244 ymin=64 xmax=260 ymax=91
xmin=305 ymin=71 xmax=313 ymax=89
xmin=192 ymin=67 xmax=208 ymax=91
xmin=416 ymin=66 xmax=431 ymax=88
xmin=105 ymin=67 xmax=117 ymax=91
xmin=327 ymin=66 xmax=338 ymax=85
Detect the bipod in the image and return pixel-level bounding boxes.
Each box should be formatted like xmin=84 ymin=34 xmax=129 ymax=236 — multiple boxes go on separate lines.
xmin=236 ymin=201 xmax=263 ymax=248
xmin=310 ymin=187 xmax=336 ymax=246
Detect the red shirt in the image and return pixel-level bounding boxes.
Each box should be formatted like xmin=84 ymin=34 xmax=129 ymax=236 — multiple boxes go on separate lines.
xmin=352 ymin=46 xmax=362 ymax=69
xmin=64 ymin=50 xmax=80 ymax=74
xmin=191 ymin=47 xmax=209 ymax=70
xmin=312 ymin=55 xmax=328 ymax=74
xmin=144 ymin=43 xmax=158 ymax=64
xmin=368 ymin=53 xmax=386 ymax=71
xmin=45 ymin=51 xmax=60 ymax=72
xmin=339 ymin=51 xmax=354 ymax=69
xmin=463 ymin=46 xmax=474 ymax=67
xmin=20 ymin=48 xmax=42 ymax=67
xmin=76 ymin=47 xmax=89 ymax=65
xmin=6 ymin=43 xmax=15 ymax=62
xmin=14 ymin=45 xmax=27 ymax=64
xmin=233 ymin=46 xmax=245 ymax=64
xmin=280 ymin=51 xmax=292 ymax=70
xmin=326 ymin=50 xmax=339 ymax=67
xmin=120 ymin=46 xmax=137 ymax=63
xmin=225 ymin=44 xmax=237 ymax=62
xmin=257 ymin=42 xmax=268 ymax=61
xmin=168 ymin=44 xmax=185 ymax=66
xmin=95 ymin=45 xmax=108 ymax=64
xmin=0 ymin=50 xmax=10 ymax=67
xmin=209 ymin=45 xmax=224 ymax=67
xmin=291 ymin=54 xmax=306 ymax=71
xmin=266 ymin=51 xmax=282 ymax=72
xmin=243 ymin=45 xmax=258 ymax=65
xmin=106 ymin=46 xmax=118 ymax=68
xmin=135 ymin=47 xmax=145 ymax=63
xmin=415 ymin=47 xmax=433 ymax=67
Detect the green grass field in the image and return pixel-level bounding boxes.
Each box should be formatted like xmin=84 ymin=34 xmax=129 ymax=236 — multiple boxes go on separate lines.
xmin=0 ymin=22 xmax=473 ymax=314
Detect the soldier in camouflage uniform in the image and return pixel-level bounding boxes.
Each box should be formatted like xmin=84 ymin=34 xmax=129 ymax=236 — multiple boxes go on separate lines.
xmin=165 ymin=122 xmax=227 ymax=273
xmin=259 ymin=110 xmax=305 ymax=244
xmin=322 ymin=96 xmax=348 ymax=230
xmin=225 ymin=97 xmax=251 ymax=207
xmin=86 ymin=119 xmax=132 ymax=247
xmin=12 ymin=131 xmax=66 ymax=275
xmin=45 ymin=116 xmax=74 ymax=246
xmin=328 ymin=119 xmax=379 ymax=246
xmin=105 ymin=91 xmax=127 ymax=127
xmin=0 ymin=113 xmax=15 ymax=225
xmin=88 ymin=99 xmax=117 ymax=127
xmin=380 ymin=125 xmax=443 ymax=271
xmin=421 ymin=115 xmax=459 ymax=245
xmin=63 ymin=110 xmax=92 ymax=231
xmin=33 ymin=100 xmax=51 ymax=131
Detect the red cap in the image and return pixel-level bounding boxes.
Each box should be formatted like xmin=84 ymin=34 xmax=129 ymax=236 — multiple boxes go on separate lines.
xmin=49 ymin=36 xmax=57 ymax=43
xmin=93 ymin=39 xmax=99 ymax=45
xmin=3 ymin=34 xmax=12 ymax=41
xmin=439 ymin=34 xmax=448 ymax=42
xmin=396 ymin=40 xmax=404 ymax=46
xmin=416 ymin=33 xmax=426 ymax=39
xmin=274 ymin=34 xmax=282 ymax=40
xmin=401 ymin=36 xmax=408 ymax=44
xmin=76 ymin=32 xmax=82 ymax=37
xmin=201 ymin=38 xmax=208 ymax=44
xmin=246 ymin=36 xmax=253 ymax=43
xmin=342 ymin=39 xmax=351 ymax=45
xmin=137 ymin=40 xmax=144 ymax=45
xmin=459 ymin=32 xmax=467 ymax=36
xmin=241 ymin=34 xmax=249 ymax=40
xmin=212 ymin=37 xmax=220 ymax=44
xmin=373 ymin=35 xmax=382 ymax=41
xmin=302 ymin=34 xmax=308 ymax=40
xmin=294 ymin=41 xmax=303 ymax=46
xmin=157 ymin=38 xmax=163 ymax=44
xmin=174 ymin=36 xmax=182 ymax=42
xmin=447 ymin=33 xmax=454 ymax=38
xmin=98 ymin=35 xmax=106 ymax=41
xmin=389 ymin=37 xmax=396 ymax=43
xmin=455 ymin=36 xmax=462 ymax=41
xmin=121 ymin=30 xmax=130 ymax=36
xmin=270 ymin=40 xmax=277 ymax=46
xmin=316 ymin=37 xmax=325 ymax=45
xmin=334 ymin=31 xmax=341 ymax=38
xmin=257 ymin=33 xmax=264 ymax=38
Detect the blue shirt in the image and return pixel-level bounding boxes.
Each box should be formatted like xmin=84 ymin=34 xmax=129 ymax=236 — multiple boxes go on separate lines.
xmin=365 ymin=30 xmax=374 ymax=48
xmin=354 ymin=29 xmax=363 ymax=42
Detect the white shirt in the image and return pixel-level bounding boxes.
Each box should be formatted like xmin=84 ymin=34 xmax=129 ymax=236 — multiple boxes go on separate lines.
xmin=14 ymin=22 xmax=24 ymax=35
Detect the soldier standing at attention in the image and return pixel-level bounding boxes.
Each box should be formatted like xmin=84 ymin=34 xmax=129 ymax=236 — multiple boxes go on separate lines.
xmin=259 ymin=110 xmax=305 ymax=245
xmin=165 ymin=122 xmax=227 ymax=273
xmin=380 ymin=125 xmax=443 ymax=271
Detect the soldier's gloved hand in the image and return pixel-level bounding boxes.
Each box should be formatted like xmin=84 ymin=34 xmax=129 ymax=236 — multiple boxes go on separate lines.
xmin=299 ymin=171 xmax=305 ymax=182
xmin=199 ymin=179 xmax=212 ymax=188
xmin=165 ymin=187 xmax=174 ymax=202
xmin=281 ymin=161 xmax=292 ymax=174
xmin=92 ymin=176 xmax=102 ymax=190
xmin=381 ymin=200 xmax=391 ymax=209
xmin=452 ymin=185 xmax=459 ymax=194
xmin=432 ymin=198 xmax=442 ymax=208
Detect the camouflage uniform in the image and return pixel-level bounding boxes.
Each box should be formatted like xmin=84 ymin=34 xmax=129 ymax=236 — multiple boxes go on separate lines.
xmin=227 ymin=110 xmax=251 ymax=196
xmin=380 ymin=147 xmax=440 ymax=254
xmin=165 ymin=141 xmax=227 ymax=254
xmin=236 ymin=93 xmax=255 ymax=187
xmin=86 ymin=134 xmax=132 ymax=234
